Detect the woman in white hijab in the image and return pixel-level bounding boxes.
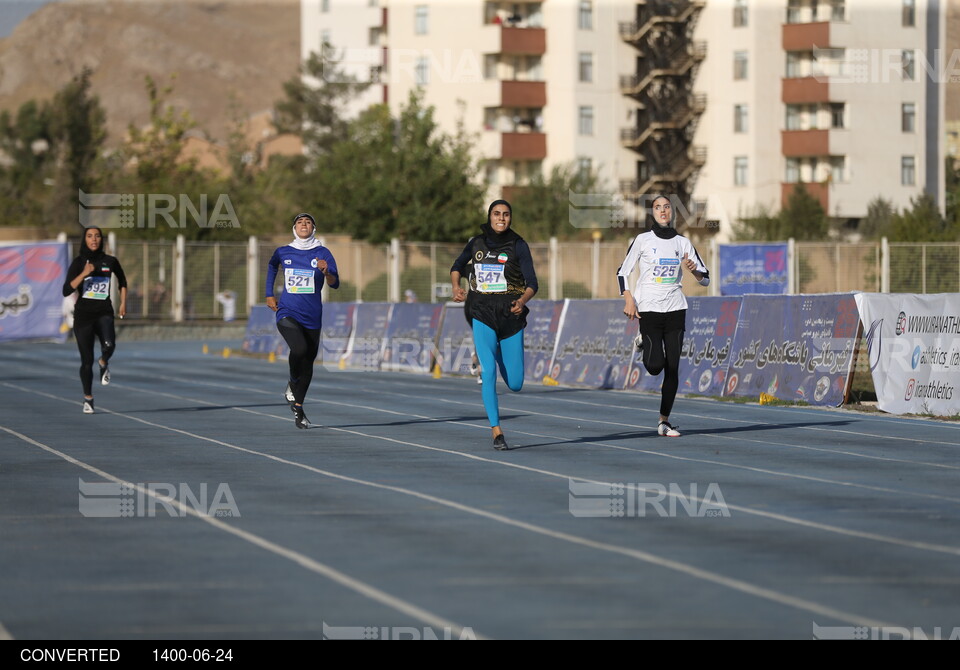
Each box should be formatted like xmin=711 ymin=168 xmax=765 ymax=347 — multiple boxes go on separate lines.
xmin=265 ymin=213 xmax=340 ymax=428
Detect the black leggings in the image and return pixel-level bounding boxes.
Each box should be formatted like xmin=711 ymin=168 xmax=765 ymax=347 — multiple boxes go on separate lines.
xmin=638 ymin=310 xmax=686 ymax=418
xmin=74 ymin=313 xmax=116 ymax=396
xmin=277 ymin=317 xmax=321 ymax=405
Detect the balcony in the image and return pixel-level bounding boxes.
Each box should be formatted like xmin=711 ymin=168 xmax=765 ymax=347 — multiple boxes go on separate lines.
xmin=782 ymin=76 xmax=830 ymax=104
xmin=781 ymin=182 xmax=829 ymax=212
xmin=782 ymin=21 xmax=830 ymax=51
xmin=501 ymin=80 xmax=546 ymax=108
xmin=500 ymin=26 xmax=546 ymax=55
xmin=500 ymin=132 xmax=546 ymax=160
xmin=781 ymin=129 xmax=829 ymax=156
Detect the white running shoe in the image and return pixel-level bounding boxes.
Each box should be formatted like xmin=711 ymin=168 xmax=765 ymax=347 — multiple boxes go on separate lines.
xmin=470 ymin=357 xmax=482 ymax=385
xmin=284 ymin=383 xmax=295 ymax=403
xmin=657 ymin=421 xmax=681 ymax=437
xmin=82 ymin=399 xmax=95 ymax=414
xmin=100 ymin=367 xmax=111 ymax=386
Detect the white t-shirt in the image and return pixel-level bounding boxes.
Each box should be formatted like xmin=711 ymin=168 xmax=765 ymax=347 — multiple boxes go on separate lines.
xmin=617 ymin=230 xmax=709 ymax=313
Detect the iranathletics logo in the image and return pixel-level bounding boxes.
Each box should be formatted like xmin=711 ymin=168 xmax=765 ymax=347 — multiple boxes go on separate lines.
xmin=568 ymin=479 xmax=729 ymax=518
xmin=78 ymin=189 xmax=240 ymax=229
xmin=78 ymin=478 xmax=239 ymax=518
xmin=895 ymin=311 xmax=907 ymax=336
xmin=322 ymin=623 xmax=476 ymax=640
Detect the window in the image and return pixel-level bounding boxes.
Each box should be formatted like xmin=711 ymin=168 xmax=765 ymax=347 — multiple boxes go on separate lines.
xmin=785 ymin=158 xmax=800 ymax=183
xmin=734 ymin=0 xmax=748 ymax=27
xmin=902 ymin=50 xmax=915 ymax=80
xmin=830 ymin=156 xmax=846 ymax=183
xmin=830 ymin=103 xmax=845 ymax=129
xmin=734 ymin=104 xmax=748 ymax=133
xmin=902 ymin=103 xmax=916 ymax=132
xmin=484 ymin=54 xmax=498 ymax=80
xmin=901 ymin=156 xmax=915 ymax=185
xmin=786 ymin=0 xmax=800 ymax=23
xmin=320 ymin=29 xmax=331 ymax=47
xmin=415 ymin=5 xmax=428 ymax=35
xmin=734 ymin=51 xmax=748 ymax=80
xmin=415 ymin=57 xmax=429 ymax=85
xmin=369 ymin=65 xmax=382 ymax=83
xmin=903 ymin=0 xmax=915 ymax=27
xmin=578 ymin=52 xmax=593 ymax=83
xmin=786 ymin=105 xmax=802 ymax=130
xmin=734 ymin=156 xmax=748 ymax=186
xmin=578 ymin=0 xmax=593 ymax=30
xmin=785 ymin=52 xmax=801 ymax=78
xmin=578 ymin=106 xmax=594 ymax=135
xmin=485 ymin=162 xmax=499 ymax=185
xmin=321 ymin=0 xmax=330 ymax=12
xmin=577 ymin=157 xmax=592 ymax=180
xmin=831 ymin=0 xmax=846 ymax=21
xmin=368 ymin=27 xmax=380 ymax=47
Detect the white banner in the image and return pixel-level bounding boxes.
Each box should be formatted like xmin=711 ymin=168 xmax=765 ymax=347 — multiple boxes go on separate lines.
xmin=854 ymin=293 xmax=960 ymax=416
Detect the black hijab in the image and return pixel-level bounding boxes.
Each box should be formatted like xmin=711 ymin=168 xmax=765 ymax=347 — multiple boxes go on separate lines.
xmin=79 ymin=226 xmax=106 ymax=261
xmin=481 ymin=199 xmax=520 ymax=244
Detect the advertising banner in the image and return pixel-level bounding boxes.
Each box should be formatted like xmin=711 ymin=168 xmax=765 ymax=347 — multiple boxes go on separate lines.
xmin=344 ymin=302 xmax=393 ymax=370
xmin=854 ymin=293 xmax=960 ymax=416
xmin=724 ymin=294 xmax=859 ymax=406
xmin=525 ymin=300 xmax=565 ymax=382
xmin=434 ymin=303 xmax=475 ymax=376
xmin=719 ymin=243 xmax=788 ymax=295
xmin=549 ymin=300 xmax=635 ymax=389
xmin=380 ymin=302 xmax=444 ymax=374
xmin=318 ymin=302 xmax=356 ymax=367
xmin=0 ymin=242 xmax=69 ymax=343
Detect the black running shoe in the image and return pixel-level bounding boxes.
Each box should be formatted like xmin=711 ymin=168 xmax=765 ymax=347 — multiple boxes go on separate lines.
xmin=493 ymin=434 xmax=509 ymax=451
xmin=82 ymin=398 xmax=94 ymax=414
xmin=294 ymin=405 xmax=309 ymax=429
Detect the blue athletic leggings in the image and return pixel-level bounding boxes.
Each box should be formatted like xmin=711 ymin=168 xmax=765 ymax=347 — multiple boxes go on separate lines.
xmin=472 ymin=320 xmax=524 ymax=427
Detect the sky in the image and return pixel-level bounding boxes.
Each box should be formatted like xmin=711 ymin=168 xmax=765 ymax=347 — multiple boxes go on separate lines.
xmin=0 ymin=0 xmax=54 ymax=39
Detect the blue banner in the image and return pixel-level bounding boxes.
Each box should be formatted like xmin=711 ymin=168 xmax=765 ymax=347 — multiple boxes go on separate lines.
xmin=719 ymin=243 xmax=788 ymax=295
xmin=724 ymin=294 xmax=859 ymax=405
xmin=344 ymin=302 xmax=393 ymax=370
xmin=434 ymin=303 xmax=475 ymax=376
xmin=524 ymin=300 xmax=565 ymax=382
xmin=0 ymin=242 xmax=68 ymax=343
xmin=318 ymin=302 xmax=356 ymax=367
xmin=549 ymin=300 xmax=635 ymax=389
xmin=381 ymin=303 xmax=445 ymax=374
xmin=621 ymin=297 xmax=741 ymax=395
xmin=241 ymin=305 xmax=285 ymax=355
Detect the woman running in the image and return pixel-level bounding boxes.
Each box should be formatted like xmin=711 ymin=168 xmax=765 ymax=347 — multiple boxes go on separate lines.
xmin=265 ymin=212 xmax=339 ymax=429
xmin=62 ymin=226 xmax=127 ymax=414
xmin=451 ymin=199 xmax=538 ymax=450
xmin=617 ymin=195 xmax=709 ymax=437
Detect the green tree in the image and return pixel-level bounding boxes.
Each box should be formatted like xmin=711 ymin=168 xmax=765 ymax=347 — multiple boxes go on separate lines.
xmin=274 ymin=48 xmax=371 ymax=156
xmin=507 ymin=163 xmax=606 ymax=241
xmin=777 ymin=183 xmax=829 ymax=240
xmin=858 ymin=197 xmax=895 ymax=240
xmin=732 ymin=203 xmax=780 ymax=241
xmin=887 ymin=192 xmax=951 ymax=242
xmin=313 ymin=91 xmax=484 ymax=243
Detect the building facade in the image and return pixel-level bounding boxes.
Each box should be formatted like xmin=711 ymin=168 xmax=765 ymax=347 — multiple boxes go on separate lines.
xmin=302 ymin=0 xmax=949 ymax=241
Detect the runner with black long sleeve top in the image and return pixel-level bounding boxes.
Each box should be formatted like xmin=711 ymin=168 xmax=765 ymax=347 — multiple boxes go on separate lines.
xmin=62 ymin=227 xmax=127 ymax=414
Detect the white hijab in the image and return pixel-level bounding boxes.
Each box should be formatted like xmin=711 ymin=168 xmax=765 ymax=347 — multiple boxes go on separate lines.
xmin=289 ymin=214 xmax=322 ymax=251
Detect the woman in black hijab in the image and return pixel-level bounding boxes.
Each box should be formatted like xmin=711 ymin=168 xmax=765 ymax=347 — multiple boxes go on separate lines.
xmin=450 ymin=200 xmax=538 ymax=450
xmin=62 ymin=226 xmax=127 ymax=414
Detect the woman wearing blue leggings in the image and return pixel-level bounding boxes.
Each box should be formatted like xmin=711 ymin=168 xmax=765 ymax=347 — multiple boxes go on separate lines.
xmin=451 ymin=200 xmax=538 ymax=450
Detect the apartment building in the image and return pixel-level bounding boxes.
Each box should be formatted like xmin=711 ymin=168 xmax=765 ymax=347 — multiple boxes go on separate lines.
xmin=302 ymin=1 xmax=949 ymax=240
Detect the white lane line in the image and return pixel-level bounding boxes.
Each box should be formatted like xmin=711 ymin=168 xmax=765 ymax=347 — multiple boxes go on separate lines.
xmin=0 ymin=424 xmax=478 ymax=639
xmin=0 ymin=408 xmax=903 ymax=631
xmin=118 ymin=377 xmax=960 ymax=507
xmin=0 ymin=622 xmax=13 ymax=640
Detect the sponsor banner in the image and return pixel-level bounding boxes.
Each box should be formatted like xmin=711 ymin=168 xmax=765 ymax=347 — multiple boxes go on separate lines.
xmin=241 ymin=305 xmax=286 ymax=355
xmin=724 ymin=294 xmax=859 ymax=406
xmin=344 ymin=302 xmax=393 ymax=370
xmin=434 ymin=303 xmax=475 ymax=376
xmin=318 ymin=302 xmax=356 ymax=366
xmin=380 ymin=302 xmax=444 ymax=374
xmin=854 ymin=292 xmax=960 ymax=416
xmin=550 ymin=300 xmax=635 ymax=389
xmin=525 ymin=300 xmax=566 ymax=382
xmin=0 ymin=242 xmax=68 ymax=343
xmin=719 ymin=243 xmax=788 ymax=295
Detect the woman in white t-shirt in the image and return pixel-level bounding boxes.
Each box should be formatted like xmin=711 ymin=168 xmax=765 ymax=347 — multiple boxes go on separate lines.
xmin=617 ymin=196 xmax=710 ymax=437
